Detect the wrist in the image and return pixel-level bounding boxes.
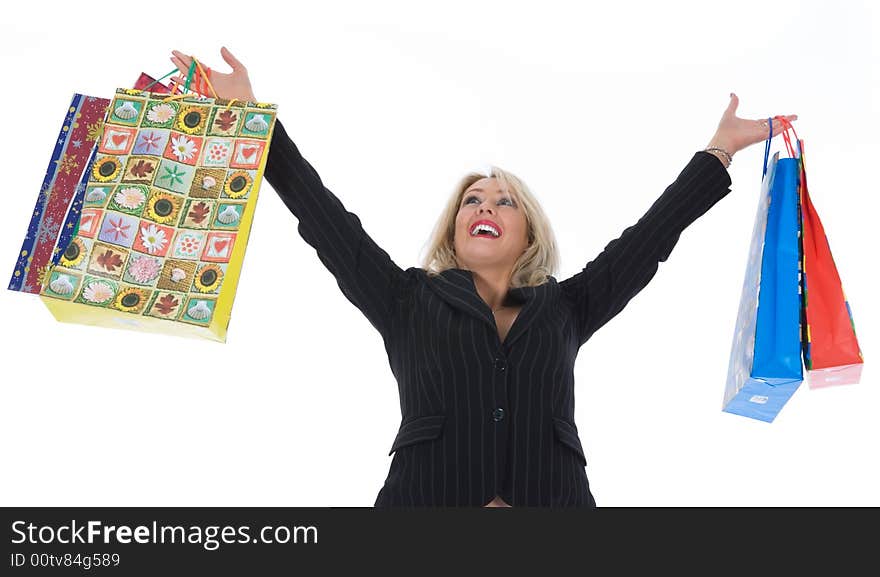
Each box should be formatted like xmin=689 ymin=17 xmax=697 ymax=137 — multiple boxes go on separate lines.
xmin=704 ymin=148 xmax=732 ymax=169
xmin=707 ymin=134 xmax=737 ymax=154
xmin=704 ymin=135 xmax=734 ymax=169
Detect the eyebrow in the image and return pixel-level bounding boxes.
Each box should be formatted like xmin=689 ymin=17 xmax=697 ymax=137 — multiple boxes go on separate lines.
xmin=462 ymin=189 xmax=518 ymax=205
xmin=464 ymin=187 xmax=510 ymax=195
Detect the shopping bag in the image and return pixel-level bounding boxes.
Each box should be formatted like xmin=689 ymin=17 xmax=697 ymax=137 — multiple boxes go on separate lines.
xmin=28 ymin=83 xmax=277 ymax=342
xmin=724 ymin=119 xmax=863 ymax=420
xmin=723 ymin=123 xmax=803 ymax=422
xmin=798 ymin=140 xmax=864 ymax=387
xmin=722 ymin=151 xmax=776 ymax=421
xmin=8 ymin=94 xmax=111 ymax=294
xmin=751 ymin=152 xmax=803 ymax=382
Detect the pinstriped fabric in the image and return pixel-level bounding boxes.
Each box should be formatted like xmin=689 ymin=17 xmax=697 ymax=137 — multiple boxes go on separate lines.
xmin=265 ymin=120 xmax=732 ymax=507
xmin=559 ymin=156 xmax=732 ymax=347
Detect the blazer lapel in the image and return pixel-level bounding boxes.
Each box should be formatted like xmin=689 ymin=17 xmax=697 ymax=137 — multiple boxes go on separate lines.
xmin=425 ymin=268 xmax=558 ymax=348
xmin=503 ymin=276 xmax=558 ymax=348
xmin=425 ymin=268 xmax=496 ymax=329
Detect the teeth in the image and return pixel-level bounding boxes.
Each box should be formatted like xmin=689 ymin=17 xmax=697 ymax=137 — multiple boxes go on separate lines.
xmin=471 ymin=223 xmax=500 ymax=237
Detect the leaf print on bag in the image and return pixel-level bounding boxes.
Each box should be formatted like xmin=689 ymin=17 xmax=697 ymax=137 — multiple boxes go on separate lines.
xmin=122 ymin=156 xmax=159 ymax=184
xmin=189 ymin=202 xmax=210 ymax=224
xmin=96 ymin=250 xmax=123 ymax=272
xmin=208 ymin=108 xmax=240 ymax=136
xmin=153 ymin=293 xmax=180 ymax=316
xmin=86 ymin=242 xmax=129 ymax=279
xmin=130 ymin=160 xmax=154 ymax=178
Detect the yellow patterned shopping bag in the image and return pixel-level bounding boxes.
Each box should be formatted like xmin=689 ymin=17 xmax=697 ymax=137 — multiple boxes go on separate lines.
xmin=37 ymin=86 xmax=277 ymax=342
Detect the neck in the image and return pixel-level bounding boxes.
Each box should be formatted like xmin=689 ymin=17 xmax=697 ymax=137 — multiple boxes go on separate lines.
xmin=468 ymin=266 xmax=513 ymax=312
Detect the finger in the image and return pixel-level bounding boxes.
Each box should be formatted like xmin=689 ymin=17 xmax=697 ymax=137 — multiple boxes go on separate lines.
xmin=767 ymin=118 xmax=791 ymax=137
xmin=724 ymin=92 xmax=739 ymax=118
xmin=776 ymin=115 xmax=797 ymax=128
xmin=771 ymin=114 xmax=799 ymax=126
xmin=763 ymin=118 xmax=781 ymax=132
xmin=169 ymin=55 xmax=189 ymax=75
xmin=171 ymin=50 xmax=192 ymax=65
xmin=220 ymin=46 xmax=245 ymax=71
xmin=170 ymin=50 xmax=193 ymax=69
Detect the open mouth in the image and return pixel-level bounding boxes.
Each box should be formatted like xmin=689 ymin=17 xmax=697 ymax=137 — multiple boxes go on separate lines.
xmin=470 ymin=221 xmax=501 ymax=238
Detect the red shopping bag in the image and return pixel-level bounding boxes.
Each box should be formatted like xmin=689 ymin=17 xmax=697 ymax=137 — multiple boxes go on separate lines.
xmin=798 ymin=140 xmax=864 ymax=387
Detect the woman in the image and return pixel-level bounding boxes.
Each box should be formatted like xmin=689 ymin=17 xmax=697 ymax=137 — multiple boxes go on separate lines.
xmin=171 ymin=48 xmax=797 ymax=507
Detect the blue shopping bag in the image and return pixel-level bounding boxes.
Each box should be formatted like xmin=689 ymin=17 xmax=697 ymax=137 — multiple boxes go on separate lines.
xmin=723 ymin=130 xmax=804 ymax=422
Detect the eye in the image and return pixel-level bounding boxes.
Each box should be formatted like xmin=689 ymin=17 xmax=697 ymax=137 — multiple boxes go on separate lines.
xmin=498 ymin=197 xmax=513 ymax=206
xmin=464 ymin=195 xmax=479 ymax=204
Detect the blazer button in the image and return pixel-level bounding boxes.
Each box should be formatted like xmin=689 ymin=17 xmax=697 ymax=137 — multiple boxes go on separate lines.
xmin=492 ymin=407 xmax=505 ymax=421
xmin=494 ymin=358 xmax=506 ymax=372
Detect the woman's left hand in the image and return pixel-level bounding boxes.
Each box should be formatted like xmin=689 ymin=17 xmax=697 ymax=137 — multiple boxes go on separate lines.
xmin=707 ymin=93 xmax=798 ymax=155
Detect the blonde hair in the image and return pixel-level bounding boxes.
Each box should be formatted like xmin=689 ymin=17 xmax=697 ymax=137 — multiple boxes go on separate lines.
xmin=420 ymin=165 xmax=559 ymax=288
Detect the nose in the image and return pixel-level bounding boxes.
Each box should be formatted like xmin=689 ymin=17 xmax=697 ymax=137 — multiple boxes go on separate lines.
xmin=478 ymin=202 xmax=494 ymax=214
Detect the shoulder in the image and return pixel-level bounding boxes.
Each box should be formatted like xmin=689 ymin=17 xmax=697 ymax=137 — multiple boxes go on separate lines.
xmin=394 ymin=266 xmax=427 ymax=295
xmin=405 ymin=266 xmax=428 ymax=280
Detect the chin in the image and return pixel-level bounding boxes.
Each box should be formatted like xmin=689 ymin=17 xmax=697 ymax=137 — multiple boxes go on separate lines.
xmin=460 ymin=252 xmax=510 ymax=268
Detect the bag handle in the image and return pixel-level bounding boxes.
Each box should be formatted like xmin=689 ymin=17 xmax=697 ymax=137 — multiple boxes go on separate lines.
xmin=762 ymin=116 xmax=774 ymax=178
xmin=139 ymin=56 xmax=238 ymax=110
xmin=762 ymin=114 xmax=802 ymax=179
xmin=777 ymin=115 xmax=800 ymax=158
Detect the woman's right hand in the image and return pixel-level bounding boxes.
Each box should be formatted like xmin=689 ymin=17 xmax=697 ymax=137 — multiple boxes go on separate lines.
xmin=169 ymin=47 xmax=258 ymax=102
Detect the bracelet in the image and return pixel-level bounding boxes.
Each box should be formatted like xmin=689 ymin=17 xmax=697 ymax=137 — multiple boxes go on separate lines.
xmin=704 ymin=146 xmax=733 ymax=167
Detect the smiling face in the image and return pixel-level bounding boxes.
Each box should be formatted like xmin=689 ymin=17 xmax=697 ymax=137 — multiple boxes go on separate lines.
xmin=453 ymin=177 xmax=529 ymax=272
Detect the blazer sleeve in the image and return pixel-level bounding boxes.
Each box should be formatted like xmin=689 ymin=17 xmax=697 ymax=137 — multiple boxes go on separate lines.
xmin=559 ymin=151 xmax=732 ymax=348
xmin=263 ymin=119 xmax=408 ymax=340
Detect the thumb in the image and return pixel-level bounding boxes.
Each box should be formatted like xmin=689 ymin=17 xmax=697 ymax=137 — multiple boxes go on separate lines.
xmin=724 ymin=92 xmax=739 ymax=118
xmin=220 ymin=46 xmax=245 ymax=71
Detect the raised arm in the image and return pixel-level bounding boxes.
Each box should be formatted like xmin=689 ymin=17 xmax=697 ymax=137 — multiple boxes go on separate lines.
xmin=169 ymin=48 xmax=408 ymax=340
xmin=558 ymin=94 xmax=798 ymax=348
xmin=264 ymin=120 xmax=408 ymax=340
xmin=559 ymin=151 xmax=731 ymax=347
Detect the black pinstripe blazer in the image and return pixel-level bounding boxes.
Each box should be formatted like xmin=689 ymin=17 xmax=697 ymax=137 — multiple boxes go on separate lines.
xmin=265 ymin=120 xmax=732 ymax=507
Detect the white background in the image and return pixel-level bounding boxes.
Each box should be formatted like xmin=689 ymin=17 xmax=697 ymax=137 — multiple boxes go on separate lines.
xmin=1 ymin=0 xmax=876 ymax=507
